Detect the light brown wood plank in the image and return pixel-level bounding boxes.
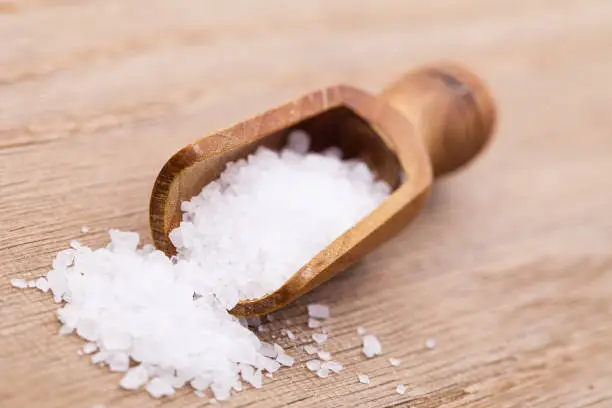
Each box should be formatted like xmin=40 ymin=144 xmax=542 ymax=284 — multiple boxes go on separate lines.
xmin=1 ymin=1 xmax=612 ymax=407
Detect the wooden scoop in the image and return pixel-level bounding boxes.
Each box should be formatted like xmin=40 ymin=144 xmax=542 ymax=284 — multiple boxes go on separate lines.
xmin=149 ymin=62 xmax=496 ymax=317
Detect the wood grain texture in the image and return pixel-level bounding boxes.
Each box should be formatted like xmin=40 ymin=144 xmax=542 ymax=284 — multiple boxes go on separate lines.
xmin=1 ymin=1 xmax=612 ymax=407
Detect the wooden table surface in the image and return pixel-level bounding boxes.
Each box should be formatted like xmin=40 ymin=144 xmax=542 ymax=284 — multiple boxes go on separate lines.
xmin=2 ymin=1 xmax=612 ymax=407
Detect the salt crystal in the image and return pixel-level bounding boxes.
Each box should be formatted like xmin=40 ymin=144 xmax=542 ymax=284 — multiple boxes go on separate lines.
xmin=316 ymin=367 xmax=330 ymax=378
xmin=194 ymin=390 xmax=206 ymax=398
xmin=120 ymin=365 xmax=149 ymax=390
xmin=308 ymin=318 xmax=323 ymax=329
xmin=265 ymin=373 xmax=273 ymax=378
xmin=81 ymin=225 xmax=90 ymax=233
xmin=285 ymin=330 xmax=296 ymax=340
xmin=10 ymin=279 xmax=27 ymax=289
xmin=273 ymin=343 xmax=284 ymax=355
xmin=35 ymin=277 xmax=50 ymax=293
xmin=425 ymin=338 xmax=436 ymax=349
xmin=286 ymin=129 xmax=311 ymax=154
xmin=146 ymin=378 xmax=175 ymax=398
xmin=276 ymin=353 xmax=295 ymax=367
xmin=322 ymin=328 xmax=328 ymax=334
xmin=322 ymin=361 xmax=343 ymax=373
xmin=306 ymin=360 xmax=321 ymax=372
xmin=357 ymin=326 xmax=366 ymax=336
xmin=396 ymin=384 xmax=407 ymax=395
xmin=317 ymin=351 xmax=332 ymax=361
xmin=260 ymin=342 xmax=277 ymax=358
xmin=82 ymin=342 xmax=97 ymax=354
xmin=91 ymin=351 xmax=110 ymax=365
xmin=358 ymin=374 xmax=370 ymax=384
xmin=257 ymin=325 xmax=267 ymax=333
xmin=389 ymin=358 xmax=401 ymax=367
xmin=312 ymin=333 xmax=327 ymax=345
xmin=27 ymin=280 xmax=37 ymax=288
xmin=362 ymin=335 xmax=382 ymax=358
xmin=304 ymin=345 xmax=318 ymax=355
xmin=58 ymin=324 xmax=73 ymax=335
xmin=307 ymin=304 xmax=330 ymax=320
xmin=108 ymin=352 xmax=130 ymax=372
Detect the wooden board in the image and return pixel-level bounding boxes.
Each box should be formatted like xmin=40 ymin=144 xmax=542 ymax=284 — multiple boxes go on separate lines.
xmin=1 ymin=1 xmax=612 ymax=407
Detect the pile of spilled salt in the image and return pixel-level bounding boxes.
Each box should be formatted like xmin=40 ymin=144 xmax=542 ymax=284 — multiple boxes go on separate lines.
xmin=13 ymin=132 xmax=390 ymax=401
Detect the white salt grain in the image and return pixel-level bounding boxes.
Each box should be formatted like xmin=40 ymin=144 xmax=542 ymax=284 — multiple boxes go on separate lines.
xmin=307 ymin=304 xmax=330 ymax=320
xmin=389 ymin=358 xmax=401 ymax=367
xmin=317 ymin=351 xmax=332 ymax=361
xmin=146 ymin=378 xmax=175 ymax=398
xmin=81 ymin=225 xmax=90 ymax=233
xmin=10 ymin=279 xmax=27 ymax=289
xmin=276 ymin=353 xmax=295 ymax=367
xmin=265 ymin=372 xmax=273 ymax=378
xmin=260 ymin=342 xmax=278 ymax=358
xmin=27 ymin=280 xmax=37 ymax=288
xmin=120 ymin=365 xmax=149 ymax=390
xmin=194 ymin=390 xmax=206 ymax=398
xmin=82 ymin=342 xmax=97 ymax=354
xmin=362 ymin=335 xmax=382 ymax=358
xmin=306 ymin=360 xmax=321 ymax=372
xmin=304 ymin=345 xmax=318 ymax=355
xmin=322 ymin=361 xmax=343 ymax=373
xmin=285 ymin=330 xmax=296 ymax=340
xmin=108 ymin=352 xmax=130 ymax=372
xmin=308 ymin=318 xmax=323 ymax=329
xmin=58 ymin=324 xmax=73 ymax=335
xmin=312 ymin=333 xmax=328 ymax=345
xmin=358 ymin=374 xmax=370 ymax=384
xmin=35 ymin=277 xmax=50 ymax=293
xmin=425 ymin=338 xmax=436 ymax=349
xmin=316 ymin=367 xmax=330 ymax=378
xmin=357 ymin=326 xmax=366 ymax=336
xmin=396 ymin=384 xmax=407 ymax=395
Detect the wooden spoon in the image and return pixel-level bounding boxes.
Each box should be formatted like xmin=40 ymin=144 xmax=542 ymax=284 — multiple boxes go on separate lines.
xmin=149 ymin=62 xmax=496 ymax=317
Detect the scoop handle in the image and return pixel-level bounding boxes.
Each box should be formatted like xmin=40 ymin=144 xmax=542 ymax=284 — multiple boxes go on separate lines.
xmin=379 ymin=62 xmax=497 ymax=177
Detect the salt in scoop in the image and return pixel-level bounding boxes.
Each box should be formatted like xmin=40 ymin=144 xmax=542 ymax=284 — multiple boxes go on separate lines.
xmin=150 ymin=62 xmax=496 ymax=317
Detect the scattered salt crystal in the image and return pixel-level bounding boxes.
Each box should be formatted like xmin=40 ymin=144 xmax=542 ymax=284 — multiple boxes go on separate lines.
xmin=425 ymin=338 xmax=436 ymax=349
xmin=362 ymin=335 xmax=382 ymax=358
xmin=389 ymin=358 xmax=401 ymax=367
xmin=120 ymin=365 xmax=149 ymax=390
xmin=81 ymin=225 xmax=89 ymax=233
xmin=322 ymin=361 xmax=343 ymax=373
xmin=307 ymin=304 xmax=330 ymax=320
xmin=260 ymin=342 xmax=278 ymax=358
xmin=316 ymin=367 xmax=330 ymax=378
xmin=285 ymin=330 xmax=296 ymax=340
xmin=82 ymin=342 xmax=97 ymax=354
xmin=304 ymin=345 xmax=318 ymax=355
xmin=265 ymin=372 xmax=273 ymax=378
xmin=273 ymin=343 xmax=284 ymax=355
xmin=27 ymin=280 xmax=37 ymax=288
xmin=317 ymin=351 xmax=332 ymax=361
xmin=306 ymin=360 xmax=321 ymax=372
xmin=10 ymin=279 xmax=27 ymax=289
xmin=91 ymin=351 xmax=110 ymax=365
xmin=357 ymin=326 xmax=366 ymax=336
xmin=312 ymin=333 xmax=327 ymax=345
xmin=146 ymin=378 xmax=175 ymax=398
xmin=35 ymin=277 xmax=50 ymax=293
xmin=108 ymin=352 xmax=130 ymax=372
xmin=58 ymin=324 xmax=73 ymax=335
xmin=286 ymin=129 xmax=311 ymax=154
xmin=242 ymin=368 xmax=263 ymax=389
xmin=396 ymin=384 xmax=407 ymax=395
xmin=358 ymin=374 xmax=370 ymax=384
xmin=308 ymin=318 xmax=323 ymax=329
xmin=194 ymin=390 xmax=206 ymax=398
xmin=276 ymin=353 xmax=295 ymax=367
xmin=261 ymin=357 xmax=280 ymax=373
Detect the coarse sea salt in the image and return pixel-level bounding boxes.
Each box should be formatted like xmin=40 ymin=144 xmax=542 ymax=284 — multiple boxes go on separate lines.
xmin=357 ymin=373 xmax=370 ymax=384
xmin=13 ymin=132 xmax=389 ymax=401
xmin=396 ymin=384 xmax=407 ymax=395
xmin=362 ymin=335 xmax=382 ymax=358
